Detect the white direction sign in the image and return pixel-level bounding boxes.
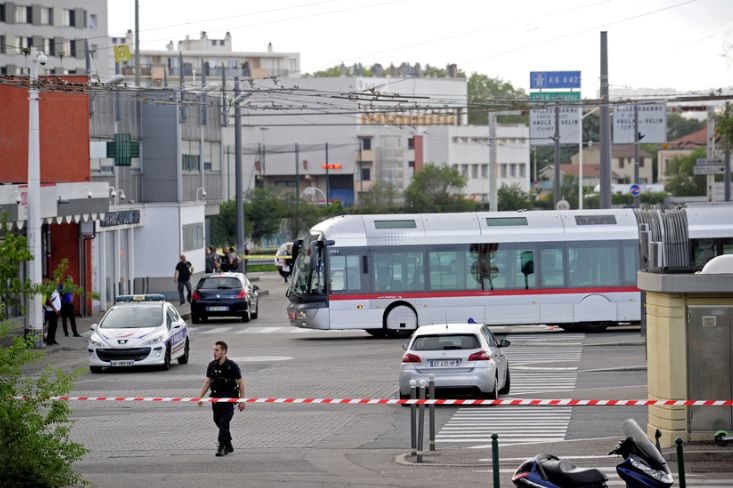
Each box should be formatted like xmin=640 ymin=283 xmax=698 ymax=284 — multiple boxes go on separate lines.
xmin=530 ymin=106 xmax=581 ymax=146
xmin=613 ymin=103 xmax=667 ymax=144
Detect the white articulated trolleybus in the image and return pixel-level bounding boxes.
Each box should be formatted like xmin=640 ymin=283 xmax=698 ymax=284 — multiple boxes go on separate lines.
xmin=286 ymin=205 xmax=733 ymax=336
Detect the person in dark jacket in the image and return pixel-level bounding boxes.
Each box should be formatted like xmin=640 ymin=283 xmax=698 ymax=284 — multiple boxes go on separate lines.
xmin=59 ymin=279 xmax=80 ymax=337
xmin=197 ymin=341 xmax=245 ymax=457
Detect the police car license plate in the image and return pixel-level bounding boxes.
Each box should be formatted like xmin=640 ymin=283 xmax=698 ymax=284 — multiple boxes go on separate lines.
xmin=207 ymin=306 xmax=228 ymax=312
xmin=110 ymin=360 xmax=134 ymax=367
xmin=430 ymin=359 xmax=459 ymax=367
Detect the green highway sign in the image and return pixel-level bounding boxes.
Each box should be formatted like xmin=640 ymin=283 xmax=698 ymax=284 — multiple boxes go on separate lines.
xmin=529 ymin=91 xmax=581 ymax=101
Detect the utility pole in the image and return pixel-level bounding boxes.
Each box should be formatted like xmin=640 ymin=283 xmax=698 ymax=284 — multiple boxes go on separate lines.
xmin=234 ymin=77 xmax=245 ymax=256
xmin=26 ymin=47 xmax=46 ymax=348
xmin=488 ymin=112 xmax=498 ymax=211
xmin=553 ymin=103 xmax=561 ymax=207
xmin=325 ymin=142 xmax=330 ymax=205
xmin=707 ymin=106 xmax=716 ymax=202
xmin=599 ymin=31 xmax=612 ymax=209
xmin=134 ymin=0 xmax=140 ymax=87
xmin=295 ymin=142 xmax=300 ymax=205
xmin=726 ymin=102 xmax=731 ymax=201
xmin=633 ymin=103 xmax=640 ymax=208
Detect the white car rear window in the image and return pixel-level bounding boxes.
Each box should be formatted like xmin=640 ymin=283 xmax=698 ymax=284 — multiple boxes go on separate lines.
xmin=412 ymin=334 xmax=480 ymax=351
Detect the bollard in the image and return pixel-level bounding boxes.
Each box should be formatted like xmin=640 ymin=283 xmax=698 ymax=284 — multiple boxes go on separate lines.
xmin=410 ymin=380 xmax=417 ymax=456
xmin=491 ymin=432 xmax=500 ymax=488
xmin=428 ymin=375 xmax=436 ymax=451
xmin=417 ymin=379 xmax=426 ymax=463
xmin=675 ymin=437 xmax=686 ymax=488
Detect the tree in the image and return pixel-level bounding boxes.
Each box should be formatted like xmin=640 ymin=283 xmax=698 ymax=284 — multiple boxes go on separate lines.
xmin=665 ymin=148 xmax=707 ymax=196
xmin=467 ymin=73 xmax=526 ymax=125
xmin=244 ymin=187 xmax=287 ymax=246
xmin=0 ymin=220 xmax=88 ymax=487
xmin=667 ymin=112 xmax=705 ymax=141
xmin=497 ymin=184 xmax=531 ymax=211
xmin=404 ymin=164 xmax=476 ymax=212
xmin=209 ymin=200 xmax=236 ymax=247
xmin=355 ymin=182 xmax=402 ymax=213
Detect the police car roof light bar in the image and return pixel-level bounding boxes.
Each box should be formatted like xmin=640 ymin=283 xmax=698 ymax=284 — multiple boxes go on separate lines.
xmin=115 ymin=294 xmax=167 ymax=303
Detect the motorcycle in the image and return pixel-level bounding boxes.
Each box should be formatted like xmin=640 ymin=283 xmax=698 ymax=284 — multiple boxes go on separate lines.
xmin=512 ymin=418 xmax=674 ymax=488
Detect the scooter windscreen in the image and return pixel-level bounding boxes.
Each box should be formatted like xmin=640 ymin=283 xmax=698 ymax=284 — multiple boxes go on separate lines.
xmin=622 ymin=418 xmax=669 ymax=469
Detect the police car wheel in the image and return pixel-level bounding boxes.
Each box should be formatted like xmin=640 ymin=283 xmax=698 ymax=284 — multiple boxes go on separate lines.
xmin=177 ymin=338 xmax=190 ymax=365
xmin=161 ymin=346 xmax=171 ymax=370
xmin=89 ymin=366 xmax=103 ymax=374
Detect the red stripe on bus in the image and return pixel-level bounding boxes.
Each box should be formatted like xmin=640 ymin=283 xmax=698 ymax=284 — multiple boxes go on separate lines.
xmin=328 ymin=286 xmax=639 ymax=301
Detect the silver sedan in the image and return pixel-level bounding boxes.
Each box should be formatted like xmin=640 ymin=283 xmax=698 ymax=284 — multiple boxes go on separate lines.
xmin=398 ymin=322 xmax=510 ymax=399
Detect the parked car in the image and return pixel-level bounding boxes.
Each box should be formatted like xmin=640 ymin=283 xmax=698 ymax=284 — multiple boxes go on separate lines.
xmin=398 ymin=322 xmax=510 ymax=399
xmin=191 ymin=272 xmax=259 ymax=323
xmin=87 ymin=294 xmax=190 ymax=373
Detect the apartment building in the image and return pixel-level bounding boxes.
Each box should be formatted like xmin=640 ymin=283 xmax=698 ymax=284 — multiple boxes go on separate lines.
xmin=0 ymin=0 xmax=111 ymax=78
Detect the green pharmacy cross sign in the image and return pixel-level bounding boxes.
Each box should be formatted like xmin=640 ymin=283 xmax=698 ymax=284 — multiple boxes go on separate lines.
xmin=106 ymin=133 xmax=140 ymax=167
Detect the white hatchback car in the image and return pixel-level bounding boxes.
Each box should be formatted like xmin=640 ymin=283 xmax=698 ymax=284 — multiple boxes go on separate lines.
xmin=88 ymin=295 xmax=190 ymax=373
xmin=399 ymin=323 xmax=511 ymax=399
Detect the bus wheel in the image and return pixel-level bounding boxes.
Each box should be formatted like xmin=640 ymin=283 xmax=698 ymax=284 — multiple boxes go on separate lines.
xmin=384 ymin=305 xmax=417 ymax=339
xmin=365 ymin=329 xmax=387 ymax=338
xmin=581 ymin=322 xmax=609 ymax=333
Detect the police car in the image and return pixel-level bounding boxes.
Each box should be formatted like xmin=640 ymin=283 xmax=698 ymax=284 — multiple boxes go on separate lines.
xmin=88 ymin=294 xmax=190 ymax=373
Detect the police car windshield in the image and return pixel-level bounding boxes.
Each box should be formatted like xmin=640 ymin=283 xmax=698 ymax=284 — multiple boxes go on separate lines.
xmin=101 ymin=306 xmax=163 ymax=328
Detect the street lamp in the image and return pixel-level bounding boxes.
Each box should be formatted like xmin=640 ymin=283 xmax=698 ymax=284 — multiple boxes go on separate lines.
xmin=26 ymin=47 xmax=47 ymax=348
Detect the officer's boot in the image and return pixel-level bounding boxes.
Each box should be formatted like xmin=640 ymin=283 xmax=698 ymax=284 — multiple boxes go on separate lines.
xmin=216 ymin=443 xmax=227 ymax=457
xmin=225 ymin=441 xmax=234 ymax=454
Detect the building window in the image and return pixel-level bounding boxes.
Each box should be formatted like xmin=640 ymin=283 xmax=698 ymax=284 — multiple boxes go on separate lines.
xmin=17 ymin=37 xmax=32 ymax=52
xmin=0 ymin=36 xmax=5 ymax=54
xmin=471 ymin=164 xmax=478 ymax=179
xmin=88 ymin=13 xmax=97 ymax=29
xmin=640 ymin=158 xmax=645 ymax=168
xmin=43 ymin=38 xmax=55 ymax=56
xmin=481 ymin=164 xmax=488 ymax=178
xmin=182 ymin=223 xmax=204 ymax=252
xmin=408 ymin=160 xmax=415 ymax=168
xmin=361 ymin=166 xmax=371 ymax=181
xmin=520 ymin=164 xmax=526 ymax=178
xmin=183 ymin=154 xmax=201 ymax=172
xmin=618 ymin=158 xmax=625 ymax=169
xmin=41 ymin=7 xmax=53 ymax=25
xmin=501 ymin=164 xmax=507 ymax=178
xmin=63 ymin=9 xmax=75 ymax=27
xmin=15 ymin=5 xmax=30 ymax=23
xmin=408 ymin=137 xmax=415 ymax=150
xmin=360 ymin=137 xmax=372 ymax=150
xmin=0 ymin=4 xmax=5 ymax=22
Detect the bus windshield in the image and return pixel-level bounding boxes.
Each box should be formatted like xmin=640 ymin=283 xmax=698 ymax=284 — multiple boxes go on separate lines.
xmin=289 ymin=232 xmax=327 ymax=298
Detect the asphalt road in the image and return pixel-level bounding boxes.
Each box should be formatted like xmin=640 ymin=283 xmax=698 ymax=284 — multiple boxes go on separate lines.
xmin=20 ymin=272 xmax=733 ymax=487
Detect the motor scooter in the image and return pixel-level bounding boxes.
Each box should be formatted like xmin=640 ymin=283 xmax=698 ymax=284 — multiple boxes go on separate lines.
xmin=511 ymin=418 xmax=674 ymax=488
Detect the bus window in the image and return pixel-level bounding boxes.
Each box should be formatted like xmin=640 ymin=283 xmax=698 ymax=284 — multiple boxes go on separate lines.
xmin=429 ymin=247 xmax=480 ymax=291
xmin=567 ymin=241 xmax=620 ymax=287
xmin=621 ymin=240 xmax=639 ymax=285
xmin=539 ymin=245 xmax=565 ymax=288
xmin=373 ymin=249 xmax=424 ymax=292
xmin=473 ymin=244 xmax=536 ymax=290
xmin=328 ymin=251 xmax=364 ymax=292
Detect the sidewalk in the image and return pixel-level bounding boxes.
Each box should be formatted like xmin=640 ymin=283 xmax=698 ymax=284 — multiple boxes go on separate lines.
xmin=396 ymin=438 xmax=733 ymax=473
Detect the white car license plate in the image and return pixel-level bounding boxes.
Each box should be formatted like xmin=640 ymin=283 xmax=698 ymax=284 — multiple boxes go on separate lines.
xmin=110 ymin=360 xmax=134 ymax=367
xmin=207 ymin=306 xmax=229 ymax=312
xmin=430 ymin=359 xmax=459 ymax=367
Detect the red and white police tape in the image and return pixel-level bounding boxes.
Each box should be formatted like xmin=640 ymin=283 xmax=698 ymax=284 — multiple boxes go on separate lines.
xmin=13 ymin=396 xmax=733 ymax=406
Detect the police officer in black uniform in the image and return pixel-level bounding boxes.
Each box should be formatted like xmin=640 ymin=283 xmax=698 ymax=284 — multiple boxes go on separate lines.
xmin=198 ymin=341 xmax=245 ymax=456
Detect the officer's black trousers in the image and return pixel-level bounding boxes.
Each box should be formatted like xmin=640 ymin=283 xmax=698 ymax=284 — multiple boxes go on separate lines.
xmin=212 ymin=403 xmax=234 ymax=445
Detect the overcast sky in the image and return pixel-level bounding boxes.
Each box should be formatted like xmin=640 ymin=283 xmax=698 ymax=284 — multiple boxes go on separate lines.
xmin=108 ymin=0 xmax=733 ymax=97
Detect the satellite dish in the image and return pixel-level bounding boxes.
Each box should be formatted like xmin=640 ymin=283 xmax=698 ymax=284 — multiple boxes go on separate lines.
xmin=556 ymin=200 xmax=571 ymax=210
